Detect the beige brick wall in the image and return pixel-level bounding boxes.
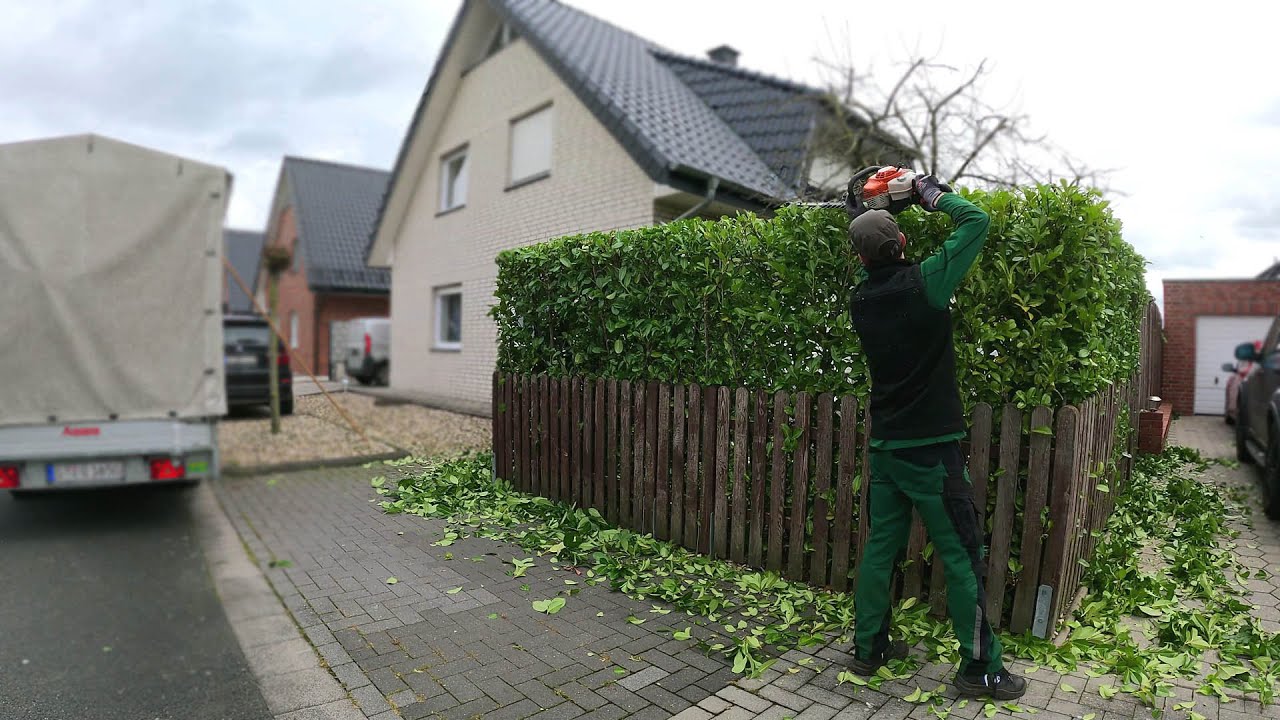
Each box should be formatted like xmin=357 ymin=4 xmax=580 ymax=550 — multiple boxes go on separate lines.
xmin=390 ymin=38 xmax=654 ymax=416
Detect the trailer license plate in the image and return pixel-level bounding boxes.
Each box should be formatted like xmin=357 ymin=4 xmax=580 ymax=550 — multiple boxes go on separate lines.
xmin=55 ymin=461 xmax=125 ymax=484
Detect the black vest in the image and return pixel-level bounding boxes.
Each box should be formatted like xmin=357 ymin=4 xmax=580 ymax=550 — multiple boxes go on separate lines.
xmin=850 ymin=261 xmax=965 ymax=440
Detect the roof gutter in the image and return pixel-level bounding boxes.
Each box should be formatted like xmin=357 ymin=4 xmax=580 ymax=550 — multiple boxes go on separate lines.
xmin=673 ymin=176 xmax=720 ymax=221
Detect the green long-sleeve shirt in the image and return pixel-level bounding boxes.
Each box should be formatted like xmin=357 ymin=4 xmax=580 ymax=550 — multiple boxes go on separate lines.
xmin=856 ymin=193 xmax=990 ymax=450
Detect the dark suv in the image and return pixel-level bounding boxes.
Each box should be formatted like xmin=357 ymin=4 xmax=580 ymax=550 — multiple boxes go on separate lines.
xmin=1234 ymin=315 xmax=1280 ymax=517
xmin=224 ymin=314 xmax=292 ymax=415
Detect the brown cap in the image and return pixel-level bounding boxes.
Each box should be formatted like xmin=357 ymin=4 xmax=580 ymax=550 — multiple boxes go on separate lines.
xmin=849 ymin=209 xmax=903 ymax=262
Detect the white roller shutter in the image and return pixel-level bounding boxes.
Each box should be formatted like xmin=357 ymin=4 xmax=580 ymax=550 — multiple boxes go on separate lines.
xmin=1194 ymin=316 xmax=1274 ymax=415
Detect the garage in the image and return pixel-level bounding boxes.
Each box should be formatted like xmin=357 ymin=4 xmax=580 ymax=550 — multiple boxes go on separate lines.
xmin=1162 ymin=273 xmax=1280 ymax=416
xmin=1193 ymin=315 xmax=1274 ymax=415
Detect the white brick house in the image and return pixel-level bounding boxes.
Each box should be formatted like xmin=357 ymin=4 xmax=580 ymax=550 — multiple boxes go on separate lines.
xmin=366 ymin=0 xmax=901 ymax=416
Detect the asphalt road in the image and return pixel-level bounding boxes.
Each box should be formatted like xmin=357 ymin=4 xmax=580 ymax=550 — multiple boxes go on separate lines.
xmin=0 ymin=484 xmax=272 ymax=720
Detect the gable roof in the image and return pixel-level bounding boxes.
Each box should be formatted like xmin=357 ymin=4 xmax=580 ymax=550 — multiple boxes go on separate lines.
xmin=370 ymin=0 xmax=861 ymax=265
xmin=284 ymin=157 xmax=391 ymax=293
xmin=223 ymin=229 xmax=264 ymax=313
xmin=493 ymin=0 xmax=796 ymax=202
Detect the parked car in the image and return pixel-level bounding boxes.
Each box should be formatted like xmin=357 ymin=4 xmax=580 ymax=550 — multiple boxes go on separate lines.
xmin=224 ymin=314 xmax=292 ymax=415
xmin=1234 ymin=319 xmax=1280 ymax=518
xmin=342 ymin=317 xmax=390 ymax=386
xmin=1224 ymin=340 xmax=1263 ymax=425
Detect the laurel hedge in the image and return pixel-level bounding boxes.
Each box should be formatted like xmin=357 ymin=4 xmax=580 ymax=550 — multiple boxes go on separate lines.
xmin=491 ymin=185 xmax=1148 ymax=408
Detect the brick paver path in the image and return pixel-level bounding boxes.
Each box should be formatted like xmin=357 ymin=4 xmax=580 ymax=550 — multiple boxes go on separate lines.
xmin=216 ymin=467 xmax=736 ymax=720
xmin=216 ymin=417 xmax=1280 ymax=719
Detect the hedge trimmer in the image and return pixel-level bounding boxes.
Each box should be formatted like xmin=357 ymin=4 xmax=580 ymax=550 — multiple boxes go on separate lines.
xmin=845 ymin=165 xmax=921 ymax=217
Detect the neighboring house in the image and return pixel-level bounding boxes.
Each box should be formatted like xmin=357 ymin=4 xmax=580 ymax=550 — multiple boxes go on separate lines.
xmin=258 ymin=157 xmax=391 ymax=378
xmin=366 ymin=0 xmax=905 ymax=416
xmin=223 ymin=229 xmax=264 ymax=314
xmin=1162 ymin=267 xmax=1280 ymax=415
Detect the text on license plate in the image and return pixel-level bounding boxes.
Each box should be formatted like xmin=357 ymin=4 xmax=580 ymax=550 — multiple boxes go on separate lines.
xmin=54 ymin=461 xmax=126 ymax=484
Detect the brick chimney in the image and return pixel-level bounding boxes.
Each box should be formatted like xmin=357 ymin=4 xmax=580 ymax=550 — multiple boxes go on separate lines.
xmin=707 ymin=45 xmax=739 ymax=67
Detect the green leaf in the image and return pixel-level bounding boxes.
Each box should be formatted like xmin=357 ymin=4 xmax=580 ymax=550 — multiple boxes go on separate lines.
xmin=984 ymin=701 xmax=998 ymax=718
xmin=446 ymin=586 xmax=463 ymax=594
xmin=487 ymin=613 xmax=499 ymax=619
xmin=673 ymin=627 xmax=692 ymax=641
xmin=1097 ymin=685 xmax=1117 ymax=699
xmin=626 ymin=615 xmax=645 ymax=625
xmin=532 ymin=597 xmax=566 ymax=614
xmin=1059 ymin=683 xmax=1077 ymax=693
xmin=385 ymin=577 xmax=398 ymax=585
xmin=904 ymin=687 xmax=924 ymax=703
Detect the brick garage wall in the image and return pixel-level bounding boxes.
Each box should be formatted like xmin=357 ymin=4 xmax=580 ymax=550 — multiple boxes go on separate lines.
xmin=315 ymin=294 xmax=389 ymax=377
xmin=265 ymin=206 xmax=322 ymax=373
xmin=1162 ymin=279 xmax=1280 ymax=414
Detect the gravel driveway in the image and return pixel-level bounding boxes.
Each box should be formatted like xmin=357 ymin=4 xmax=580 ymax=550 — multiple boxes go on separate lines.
xmin=220 ymin=394 xmax=490 ymax=471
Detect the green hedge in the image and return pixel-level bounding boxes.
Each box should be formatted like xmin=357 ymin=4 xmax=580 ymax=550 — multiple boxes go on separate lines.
xmin=492 ymin=185 xmax=1148 ymax=408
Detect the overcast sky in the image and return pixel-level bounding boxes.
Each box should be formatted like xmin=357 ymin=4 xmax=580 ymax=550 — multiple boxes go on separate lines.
xmin=4 ymin=0 xmax=1277 ymax=307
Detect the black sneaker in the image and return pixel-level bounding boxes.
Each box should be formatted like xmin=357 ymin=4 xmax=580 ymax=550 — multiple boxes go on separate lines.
xmin=847 ymin=640 xmax=910 ymax=676
xmin=953 ymin=668 xmax=1027 ymax=699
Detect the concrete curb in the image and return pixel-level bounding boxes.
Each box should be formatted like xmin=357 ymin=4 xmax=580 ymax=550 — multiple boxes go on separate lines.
xmin=191 ymin=480 xmax=370 ymax=720
xmin=222 ymin=451 xmax=407 ymax=477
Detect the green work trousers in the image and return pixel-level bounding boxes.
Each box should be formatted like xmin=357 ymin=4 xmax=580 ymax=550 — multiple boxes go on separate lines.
xmin=853 ymin=441 xmax=1002 ymax=676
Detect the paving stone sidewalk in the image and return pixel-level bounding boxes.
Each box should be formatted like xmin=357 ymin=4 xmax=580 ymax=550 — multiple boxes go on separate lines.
xmin=215 ymin=416 xmax=1280 ymax=720
xmin=216 ymin=465 xmax=738 ymax=720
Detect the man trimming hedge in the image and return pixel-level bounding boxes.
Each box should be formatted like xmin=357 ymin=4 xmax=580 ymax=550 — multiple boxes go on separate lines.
xmin=846 ymin=175 xmax=1026 ymax=700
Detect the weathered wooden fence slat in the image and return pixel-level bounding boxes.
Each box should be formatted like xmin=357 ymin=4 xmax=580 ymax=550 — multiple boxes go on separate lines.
xmin=969 ymin=403 xmax=994 ymax=530
xmin=830 ymin=396 xmax=857 ymax=592
xmin=618 ymin=381 xmax=633 ymax=526
xmin=1009 ymin=405 xmax=1054 ymax=633
xmin=748 ymin=389 xmax=768 ymax=568
xmin=786 ymin=392 xmax=812 ymax=581
xmin=767 ymin=391 xmax=788 ymax=573
xmin=670 ymin=384 xmax=686 ymax=543
xmin=712 ymin=387 xmax=731 ymax=559
xmin=699 ymin=386 xmax=718 ymax=555
xmin=810 ymin=393 xmax=833 ymax=586
xmin=655 ymin=383 xmax=671 ymax=541
xmin=571 ymin=378 xmax=582 ymax=507
xmin=593 ymin=378 xmax=605 ymax=514
xmin=986 ymin=404 xmax=1024 ymax=623
xmin=730 ymin=388 xmax=750 ymax=564
xmin=604 ymin=380 xmax=618 ymax=522
xmin=683 ymin=384 xmax=702 ymax=550
xmin=631 ymin=381 xmax=646 ymax=531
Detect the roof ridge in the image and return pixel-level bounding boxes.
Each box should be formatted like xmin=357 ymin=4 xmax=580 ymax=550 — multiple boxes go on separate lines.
xmin=283 ymin=155 xmax=389 ymax=175
xmin=651 ymin=48 xmax=823 ymax=97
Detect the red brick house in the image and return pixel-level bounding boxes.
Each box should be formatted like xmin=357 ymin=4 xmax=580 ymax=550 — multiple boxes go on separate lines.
xmin=1162 ymin=265 xmax=1280 ymax=415
xmin=258 ymin=157 xmax=390 ymax=377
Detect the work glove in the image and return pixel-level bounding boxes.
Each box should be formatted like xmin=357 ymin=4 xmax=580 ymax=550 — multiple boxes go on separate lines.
xmin=913 ymin=175 xmax=952 ymax=212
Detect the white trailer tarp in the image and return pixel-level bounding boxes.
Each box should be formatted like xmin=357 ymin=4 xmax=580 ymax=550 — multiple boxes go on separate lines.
xmin=0 ymin=134 xmax=229 ymax=426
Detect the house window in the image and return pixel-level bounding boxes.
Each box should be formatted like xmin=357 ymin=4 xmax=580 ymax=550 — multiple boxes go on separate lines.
xmin=439 ymin=147 xmax=468 ymax=212
xmin=289 ymin=311 xmax=299 ymax=349
xmin=509 ymin=105 xmax=552 ymax=186
xmin=434 ymin=287 xmax=462 ymax=350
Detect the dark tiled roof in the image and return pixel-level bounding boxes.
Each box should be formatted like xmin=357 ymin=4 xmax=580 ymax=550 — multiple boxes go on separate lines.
xmin=653 ymin=50 xmax=821 ymax=193
xmin=1259 ymin=261 xmax=1280 ymax=280
xmin=285 ymin=157 xmax=390 ymax=293
xmin=494 ymin=0 xmax=794 ymax=202
xmin=223 ymin=229 xmax=264 ymax=313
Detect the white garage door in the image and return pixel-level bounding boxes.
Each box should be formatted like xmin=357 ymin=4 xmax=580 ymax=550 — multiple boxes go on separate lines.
xmin=1194 ymin=316 xmax=1274 ymax=415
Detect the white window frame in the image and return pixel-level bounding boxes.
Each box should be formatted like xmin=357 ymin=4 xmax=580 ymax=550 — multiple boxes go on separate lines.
xmin=508 ymin=104 xmax=553 ymax=187
xmin=439 ymin=146 xmax=469 ymax=212
xmin=289 ymin=311 xmax=299 ymax=349
xmin=434 ymin=286 xmax=462 ymax=351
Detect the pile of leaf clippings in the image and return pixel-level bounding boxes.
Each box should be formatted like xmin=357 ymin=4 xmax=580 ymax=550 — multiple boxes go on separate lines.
xmin=373 ymin=446 xmax=1278 ymax=714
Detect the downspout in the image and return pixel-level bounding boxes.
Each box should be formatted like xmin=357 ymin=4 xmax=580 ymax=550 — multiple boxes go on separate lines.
xmin=674 ymin=177 xmax=720 ymax=221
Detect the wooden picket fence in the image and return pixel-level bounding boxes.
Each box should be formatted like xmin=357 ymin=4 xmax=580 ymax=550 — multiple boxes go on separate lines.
xmin=492 ymin=305 xmax=1162 ymax=638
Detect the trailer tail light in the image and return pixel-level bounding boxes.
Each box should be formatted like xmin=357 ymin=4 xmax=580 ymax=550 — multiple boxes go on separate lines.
xmin=149 ymin=458 xmax=185 ymax=481
xmin=364 ymin=333 xmax=372 ymax=357
xmin=0 ymin=466 xmax=18 ymax=489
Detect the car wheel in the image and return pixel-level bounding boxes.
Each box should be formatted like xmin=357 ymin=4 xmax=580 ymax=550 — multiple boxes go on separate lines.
xmin=376 ymin=363 xmax=390 ymax=387
xmin=9 ymin=490 xmax=35 ymax=500
xmin=1265 ymin=432 xmax=1280 ymax=520
xmin=1238 ymin=399 xmax=1254 ymax=464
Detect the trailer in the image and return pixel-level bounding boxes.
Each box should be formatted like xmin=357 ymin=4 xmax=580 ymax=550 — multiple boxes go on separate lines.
xmin=0 ymin=134 xmax=230 ymax=494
